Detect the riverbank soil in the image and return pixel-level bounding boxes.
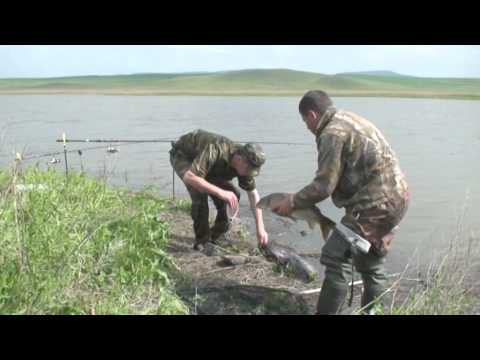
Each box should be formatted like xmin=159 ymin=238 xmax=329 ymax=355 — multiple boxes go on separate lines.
xmin=160 ymin=203 xmax=417 ymax=315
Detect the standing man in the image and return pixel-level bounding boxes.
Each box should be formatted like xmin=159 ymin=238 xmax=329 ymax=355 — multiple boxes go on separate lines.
xmin=273 ymin=90 xmax=410 ymax=314
xmin=170 ymin=129 xmax=269 ymax=251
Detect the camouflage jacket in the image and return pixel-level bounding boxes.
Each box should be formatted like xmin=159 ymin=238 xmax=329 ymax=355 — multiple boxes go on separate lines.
xmin=293 ymin=107 xmax=408 ymax=214
xmin=173 ymin=129 xmax=256 ymax=191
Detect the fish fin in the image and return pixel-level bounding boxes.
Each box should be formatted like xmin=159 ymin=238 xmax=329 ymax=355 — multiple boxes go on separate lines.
xmin=320 ymin=224 xmax=329 ymax=241
xmin=307 ymin=218 xmax=317 ymax=230
xmin=317 ymin=211 xmax=336 ymax=241
xmin=320 ymin=223 xmax=336 ymax=241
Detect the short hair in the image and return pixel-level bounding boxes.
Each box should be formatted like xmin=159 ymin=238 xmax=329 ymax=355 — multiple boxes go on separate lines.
xmin=298 ymin=90 xmax=333 ymax=116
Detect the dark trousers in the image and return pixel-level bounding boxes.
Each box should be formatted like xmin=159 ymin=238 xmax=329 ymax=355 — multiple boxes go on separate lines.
xmin=316 ymin=192 xmax=410 ymax=315
xmin=170 ymin=146 xmax=240 ymax=245
xmin=186 ymin=179 xmax=240 ymax=245
xmin=316 ymin=228 xmax=387 ymax=315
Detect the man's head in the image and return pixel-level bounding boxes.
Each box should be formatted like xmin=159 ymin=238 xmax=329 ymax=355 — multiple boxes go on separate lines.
xmin=232 ymin=143 xmax=266 ymax=177
xmin=298 ymin=90 xmax=333 ymax=134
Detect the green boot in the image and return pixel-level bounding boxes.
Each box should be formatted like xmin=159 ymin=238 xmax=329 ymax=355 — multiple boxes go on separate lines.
xmin=316 ymin=278 xmax=349 ymax=315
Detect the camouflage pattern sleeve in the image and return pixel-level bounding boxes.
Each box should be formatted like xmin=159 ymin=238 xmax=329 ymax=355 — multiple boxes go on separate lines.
xmin=190 ymin=144 xmax=220 ymax=178
xmin=293 ymin=134 xmax=345 ymax=208
xmin=238 ymin=176 xmax=256 ymax=192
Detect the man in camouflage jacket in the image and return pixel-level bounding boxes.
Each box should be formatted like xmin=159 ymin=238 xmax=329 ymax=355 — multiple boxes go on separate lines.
xmin=274 ymin=90 xmax=410 ymax=314
xmin=170 ymin=129 xmax=269 ymax=251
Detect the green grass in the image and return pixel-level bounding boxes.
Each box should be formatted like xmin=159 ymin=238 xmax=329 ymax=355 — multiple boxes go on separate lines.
xmin=355 ymin=196 xmax=480 ymax=315
xmin=1 ymin=165 xmax=478 ymax=315
xmin=1 ymin=69 xmax=479 ymax=100
xmin=385 ymin=243 xmax=479 ymax=315
xmin=0 ymin=166 xmax=188 ymax=314
xmin=171 ymin=198 xmax=192 ymax=213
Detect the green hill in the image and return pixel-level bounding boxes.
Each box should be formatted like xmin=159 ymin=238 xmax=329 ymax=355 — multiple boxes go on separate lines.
xmin=336 ymin=70 xmax=408 ymax=77
xmin=0 ymin=69 xmax=479 ymax=99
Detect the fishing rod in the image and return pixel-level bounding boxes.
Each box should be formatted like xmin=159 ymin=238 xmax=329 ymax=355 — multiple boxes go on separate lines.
xmin=55 ymin=138 xmax=312 ymax=146
xmin=14 ymin=135 xmax=313 ymax=201
xmin=62 ymin=133 xmax=68 ymax=176
xmin=17 ymin=137 xmax=312 ymax=163
xmin=17 ymin=142 xmax=136 ymax=162
xmin=55 ymin=138 xmax=174 ymax=144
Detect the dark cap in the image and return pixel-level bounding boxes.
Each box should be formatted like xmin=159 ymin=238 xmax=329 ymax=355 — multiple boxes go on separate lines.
xmin=242 ymin=143 xmax=266 ymax=176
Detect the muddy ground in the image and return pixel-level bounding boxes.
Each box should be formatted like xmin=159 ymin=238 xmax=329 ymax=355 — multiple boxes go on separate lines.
xmin=158 ymin=203 xmax=423 ymax=315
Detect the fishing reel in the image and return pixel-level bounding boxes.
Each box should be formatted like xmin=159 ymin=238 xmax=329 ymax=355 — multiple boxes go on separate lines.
xmin=106 ymin=145 xmax=119 ymax=154
xmin=49 ymin=157 xmax=61 ymax=165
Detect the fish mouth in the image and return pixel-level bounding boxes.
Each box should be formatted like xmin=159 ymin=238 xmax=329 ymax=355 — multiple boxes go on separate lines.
xmin=255 ymin=202 xmax=269 ymax=210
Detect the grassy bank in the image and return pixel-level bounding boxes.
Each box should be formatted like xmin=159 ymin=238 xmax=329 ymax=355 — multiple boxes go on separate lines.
xmin=0 ymin=166 xmax=188 ymax=314
xmin=1 ymin=69 xmax=480 ymax=100
xmin=0 ymin=165 xmax=478 ymax=315
xmin=386 ymin=214 xmax=479 ymax=315
xmin=361 ymin=195 xmax=480 ymax=315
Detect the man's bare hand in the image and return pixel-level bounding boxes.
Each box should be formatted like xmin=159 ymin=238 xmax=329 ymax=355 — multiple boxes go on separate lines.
xmin=221 ymin=190 xmax=239 ymax=214
xmin=257 ymin=228 xmax=269 ymax=247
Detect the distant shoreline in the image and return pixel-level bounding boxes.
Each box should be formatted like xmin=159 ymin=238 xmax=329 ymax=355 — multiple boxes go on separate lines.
xmin=1 ymin=90 xmax=479 ymax=101
xmin=2 ymin=69 xmax=479 ymax=101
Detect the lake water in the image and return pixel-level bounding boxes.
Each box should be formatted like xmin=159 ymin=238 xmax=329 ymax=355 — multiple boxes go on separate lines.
xmin=1 ymin=95 xmax=479 ymax=274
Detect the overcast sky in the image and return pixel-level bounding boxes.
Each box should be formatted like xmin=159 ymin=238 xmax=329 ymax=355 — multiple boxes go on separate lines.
xmin=1 ymin=45 xmax=479 ymax=78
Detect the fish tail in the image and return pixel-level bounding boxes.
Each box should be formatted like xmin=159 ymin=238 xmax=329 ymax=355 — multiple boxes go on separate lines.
xmin=307 ymin=218 xmax=317 ymax=230
xmin=320 ymin=224 xmax=331 ymax=241
xmin=319 ymin=215 xmax=336 ymax=241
